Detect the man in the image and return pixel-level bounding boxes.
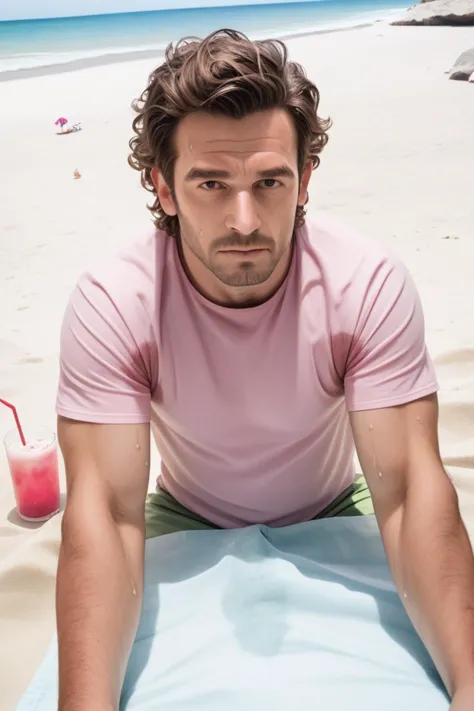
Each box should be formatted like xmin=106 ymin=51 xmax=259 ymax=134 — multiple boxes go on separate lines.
xmin=55 ymin=28 xmax=474 ymax=711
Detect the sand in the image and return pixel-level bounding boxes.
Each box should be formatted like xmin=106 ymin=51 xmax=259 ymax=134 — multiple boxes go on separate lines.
xmin=1 ymin=22 xmax=473 ymax=709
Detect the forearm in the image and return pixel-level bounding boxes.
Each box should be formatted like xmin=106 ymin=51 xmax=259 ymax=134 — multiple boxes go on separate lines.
xmin=382 ymin=476 xmax=474 ymax=697
xmin=56 ymin=499 xmax=144 ymax=711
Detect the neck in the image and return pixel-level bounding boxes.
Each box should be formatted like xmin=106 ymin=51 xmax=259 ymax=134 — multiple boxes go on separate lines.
xmin=177 ymin=238 xmax=294 ymax=308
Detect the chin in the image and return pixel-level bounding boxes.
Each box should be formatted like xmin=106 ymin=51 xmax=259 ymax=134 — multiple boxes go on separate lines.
xmin=218 ymin=269 xmax=274 ymax=288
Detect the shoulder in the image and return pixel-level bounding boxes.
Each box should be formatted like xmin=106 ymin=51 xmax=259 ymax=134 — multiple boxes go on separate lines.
xmin=299 ymin=214 xmax=414 ymax=310
xmin=297 ymin=213 xmax=425 ymax=350
xmin=300 ymin=213 xmax=402 ymax=282
xmin=69 ymin=229 xmax=170 ymax=330
xmin=57 ymin=231 xmax=171 ymax=409
xmin=56 ymin=231 xmax=170 ymax=422
xmin=297 ymin=217 xmax=437 ymax=408
xmin=78 ymin=231 xmax=157 ymax=300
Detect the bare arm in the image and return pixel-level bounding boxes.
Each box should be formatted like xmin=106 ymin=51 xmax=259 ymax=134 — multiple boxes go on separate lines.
xmin=56 ymin=417 xmax=150 ymax=711
xmin=350 ymin=394 xmax=474 ymax=700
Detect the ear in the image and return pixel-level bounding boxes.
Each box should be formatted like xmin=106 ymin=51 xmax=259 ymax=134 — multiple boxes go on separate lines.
xmin=151 ymin=167 xmax=177 ymax=216
xmin=297 ymin=161 xmax=313 ymax=207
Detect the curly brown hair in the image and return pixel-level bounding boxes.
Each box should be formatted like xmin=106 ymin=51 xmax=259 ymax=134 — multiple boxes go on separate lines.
xmin=128 ymin=28 xmax=331 ymax=237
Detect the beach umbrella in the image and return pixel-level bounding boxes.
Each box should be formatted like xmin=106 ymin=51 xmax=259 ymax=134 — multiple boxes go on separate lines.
xmin=55 ymin=117 xmax=68 ymax=131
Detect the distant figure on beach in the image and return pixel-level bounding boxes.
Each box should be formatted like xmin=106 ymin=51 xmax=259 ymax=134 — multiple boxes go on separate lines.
xmin=54 ymin=118 xmax=82 ymax=136
xmin=54 ymin=29 xmax=474 ymax=711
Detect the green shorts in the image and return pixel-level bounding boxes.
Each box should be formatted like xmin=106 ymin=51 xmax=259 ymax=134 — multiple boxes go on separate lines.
xmin=145 ymin=476 xmax=374 ymax=539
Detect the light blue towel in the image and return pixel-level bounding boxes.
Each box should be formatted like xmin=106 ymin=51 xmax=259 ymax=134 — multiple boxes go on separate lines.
xmin=18 ymin=516 xmax=449 ymax=710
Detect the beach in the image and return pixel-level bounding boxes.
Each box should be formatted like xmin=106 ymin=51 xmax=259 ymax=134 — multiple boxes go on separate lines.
xmin=1 ymin=20 xmax=474 ymax=708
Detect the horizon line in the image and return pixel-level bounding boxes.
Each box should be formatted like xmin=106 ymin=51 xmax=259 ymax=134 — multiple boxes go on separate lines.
xmin=0 ymin=0 xmax=320 ymax=25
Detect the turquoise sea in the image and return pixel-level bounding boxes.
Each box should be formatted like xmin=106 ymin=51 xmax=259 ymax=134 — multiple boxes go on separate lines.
xmin=0 ymin=0 xmax=409 ymax=78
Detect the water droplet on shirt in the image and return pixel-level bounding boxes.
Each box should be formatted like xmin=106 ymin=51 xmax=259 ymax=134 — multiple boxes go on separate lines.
xmin=403 ymin=592 xmax=408 ymax=600
xmin=369 ymin=424 xmax=374 ymax=431
xmin=136 ymin=443 xmax=140 ymax=450
xmin=378 ymin=471 xmax=383 ymax=479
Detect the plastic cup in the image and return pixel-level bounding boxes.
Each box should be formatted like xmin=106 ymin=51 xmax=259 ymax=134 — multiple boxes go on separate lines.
xmin=4 ymin=425 xmax=60 ymax=522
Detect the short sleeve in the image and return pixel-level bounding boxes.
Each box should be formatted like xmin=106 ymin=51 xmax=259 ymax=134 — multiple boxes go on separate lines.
xmin=56 ymin=273 xmax=152 ymax=424
xmin=343 ymin=257 xmax=438 ymax=412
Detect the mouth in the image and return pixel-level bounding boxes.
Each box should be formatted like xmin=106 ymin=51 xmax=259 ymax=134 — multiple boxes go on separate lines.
xmin=219 ymin=248 xmax=269 ymax=256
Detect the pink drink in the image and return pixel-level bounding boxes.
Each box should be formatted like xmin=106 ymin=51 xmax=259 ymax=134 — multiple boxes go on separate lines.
xmin=4 ymin=426 xmax=60 ymax=521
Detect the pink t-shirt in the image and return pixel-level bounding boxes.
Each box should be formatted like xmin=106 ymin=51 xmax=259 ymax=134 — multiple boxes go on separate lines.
xmin=56 ymin=214 xmax=438 ymax=527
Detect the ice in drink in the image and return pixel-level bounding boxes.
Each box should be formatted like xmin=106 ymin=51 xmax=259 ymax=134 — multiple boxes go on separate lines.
xmin=5 ymin=427 xmax=60 ymax=521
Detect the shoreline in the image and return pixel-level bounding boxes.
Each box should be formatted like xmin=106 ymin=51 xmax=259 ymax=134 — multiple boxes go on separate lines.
xmin=0 ymin=17 xmax=393 ymax=83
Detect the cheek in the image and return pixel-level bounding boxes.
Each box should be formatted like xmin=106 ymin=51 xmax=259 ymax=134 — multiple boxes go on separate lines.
xmin=180 ymin=213 xmax=215 ymax=253
xmin=181 ymin=190 xmax=216 ymax=220
xmin=268 ymin=189 xmax=299 ymax=221
xmin=184 ymin=192 xmax=226 ymax=230
xmin=272 ymin=185 xmax=299 ymax=207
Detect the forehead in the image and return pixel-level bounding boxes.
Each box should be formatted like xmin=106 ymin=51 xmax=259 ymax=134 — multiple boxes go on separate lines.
xmin=174 ymin=109 xmax=298 ymax=167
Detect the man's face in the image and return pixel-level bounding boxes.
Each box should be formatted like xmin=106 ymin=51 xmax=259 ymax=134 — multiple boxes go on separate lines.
xmin=152 ymin=108 xmax=312 ymax=303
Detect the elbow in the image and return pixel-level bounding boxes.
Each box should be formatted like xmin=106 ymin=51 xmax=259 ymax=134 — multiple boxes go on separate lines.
xmin=60 ymin=482 xmax=115 ymax=555
xmin=60 ymin=484 xmax=145 ymax=561
xmin=407 ymin=465 xmax=460 ymax=509
xmin=375 ymin=465 xmax=462 ymax=539
xmin=401 ymin=467 xmax=465 ymax=538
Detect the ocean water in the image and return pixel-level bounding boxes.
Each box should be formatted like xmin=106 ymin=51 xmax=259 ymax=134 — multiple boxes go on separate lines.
xmin=0 ymin=0 xmax=408 ymax=77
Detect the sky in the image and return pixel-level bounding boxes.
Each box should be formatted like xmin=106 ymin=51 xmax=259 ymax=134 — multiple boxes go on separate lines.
xmin=1 ymin=0 xmax=311 ymax=22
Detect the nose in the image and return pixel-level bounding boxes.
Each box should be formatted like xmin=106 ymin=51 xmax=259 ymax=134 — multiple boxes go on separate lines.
xmin=224 ymin=190 xmax=261 ymax=236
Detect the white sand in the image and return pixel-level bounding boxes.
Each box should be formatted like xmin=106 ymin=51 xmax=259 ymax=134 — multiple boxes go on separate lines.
xmin=1 ymin=23 xmax=473 ymax=708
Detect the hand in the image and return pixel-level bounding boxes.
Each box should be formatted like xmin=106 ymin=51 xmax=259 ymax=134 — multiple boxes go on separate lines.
xmin=450 ymin=683 xmax=474 ymax=710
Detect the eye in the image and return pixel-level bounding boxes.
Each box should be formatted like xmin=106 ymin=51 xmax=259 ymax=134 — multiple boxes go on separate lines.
xmin=259 ymin=179 xmax=281 ymax=189
xmin=200 ymin=181 xmax=222 ymax=190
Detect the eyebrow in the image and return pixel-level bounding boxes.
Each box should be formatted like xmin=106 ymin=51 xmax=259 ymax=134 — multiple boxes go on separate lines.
xmin=184 ymin=165 xmax=296 ymax=181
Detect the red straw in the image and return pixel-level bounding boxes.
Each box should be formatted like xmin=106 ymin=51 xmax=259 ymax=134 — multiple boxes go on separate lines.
xmin=0 ymin=399 xmax=27 ymax=446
